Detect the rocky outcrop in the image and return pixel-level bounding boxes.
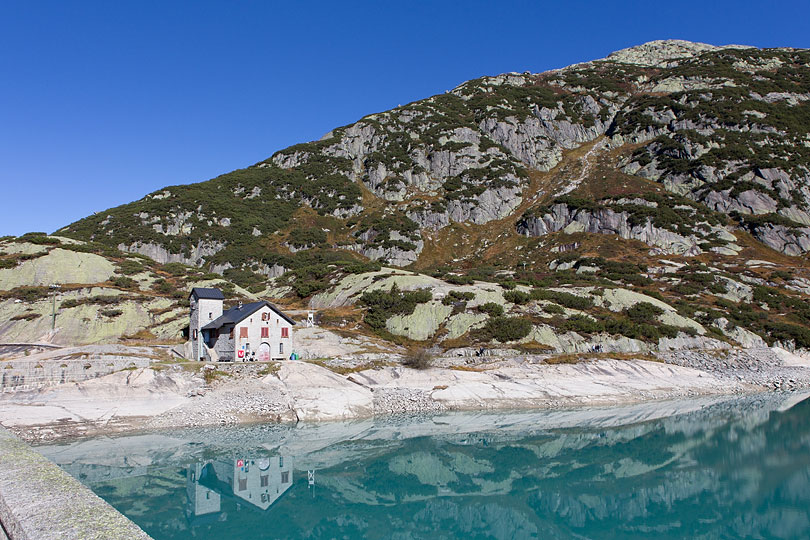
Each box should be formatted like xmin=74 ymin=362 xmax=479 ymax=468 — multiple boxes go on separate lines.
xmin=516 ymin=203 xmax=714 ymax=256
xmin=747 ymin=223 xmax=810 ymax=256
xmin=117 ymin=240 xmax=225 ymax=266
xmin=356 ymin=239 xmax=424 ymax=268
xmin=479 ymin=99 xmax=613 ymax=171
xmin=603 ymin=39 xmax=752 ymax=68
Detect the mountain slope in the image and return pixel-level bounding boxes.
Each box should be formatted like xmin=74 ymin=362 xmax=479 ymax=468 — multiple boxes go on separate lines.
xmin=60 ymin=40 xmax=810 ymax=267
xmin=45 ymin=40 xmax=810 ymax=352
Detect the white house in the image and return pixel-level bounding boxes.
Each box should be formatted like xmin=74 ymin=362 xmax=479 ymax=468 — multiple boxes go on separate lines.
xmin=189 ymin=287 xmax=296 ymax=362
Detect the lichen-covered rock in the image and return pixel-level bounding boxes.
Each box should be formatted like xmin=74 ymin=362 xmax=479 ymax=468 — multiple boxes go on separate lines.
xmin=0 ymin=248 xmax=116 ymax=290
xmin=386 ymin=302 xmax=453 ymax=341
xmin=443 ymin=312 xmax=489 ymax=340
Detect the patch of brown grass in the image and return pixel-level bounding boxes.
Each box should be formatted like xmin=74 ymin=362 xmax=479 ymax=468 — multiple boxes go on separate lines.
xmin=306 ymin=358 xmax=391 ymax=375
xmin=545 ymin=352 xmax=658 ymax=364
xmin=515 ymin=341 xmax=554 ymax=354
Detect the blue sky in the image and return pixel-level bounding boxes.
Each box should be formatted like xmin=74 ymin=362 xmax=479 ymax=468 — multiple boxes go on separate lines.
xmin=1 ymin=1 xmax=809 ymax=236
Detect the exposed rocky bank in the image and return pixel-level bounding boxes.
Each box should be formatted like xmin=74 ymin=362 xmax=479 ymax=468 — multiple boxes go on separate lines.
xmin=2 ymin=346 xmax=809 ymax=443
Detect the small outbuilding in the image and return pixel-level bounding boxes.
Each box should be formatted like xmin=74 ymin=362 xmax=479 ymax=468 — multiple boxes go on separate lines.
xmin=189 ymin=287 xmax=295 ymax=362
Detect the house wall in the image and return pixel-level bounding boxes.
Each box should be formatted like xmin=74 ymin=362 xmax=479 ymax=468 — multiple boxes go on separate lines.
xmin=190 ymin=297 xmax=223 ymax=361
xmin=213 ymin=327 xmax=235 ymax=363
xmin=233 ymin=306 xmax=294 ymax=361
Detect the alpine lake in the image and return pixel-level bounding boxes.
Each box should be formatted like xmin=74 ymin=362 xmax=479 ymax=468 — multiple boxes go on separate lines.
xmin=35 ymin=393 xmax=810 ymax=540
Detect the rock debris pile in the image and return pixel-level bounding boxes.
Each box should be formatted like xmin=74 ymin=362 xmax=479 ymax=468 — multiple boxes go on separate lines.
xmin=373 ymin=388 xmax=447 ymax=415
xmin=659 ymin=348 xmax=810 ymax=391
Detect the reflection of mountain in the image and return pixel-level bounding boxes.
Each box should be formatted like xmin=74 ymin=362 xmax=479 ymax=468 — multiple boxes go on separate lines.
xmin=35 ymin=393 xmax=810 ymax=540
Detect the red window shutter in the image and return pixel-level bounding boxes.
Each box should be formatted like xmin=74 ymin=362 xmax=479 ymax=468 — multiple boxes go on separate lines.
xmin=240 ymin=327 xmax=248 ymax=338
xmin=281 ymin=327 xmax=289 ymax=338
xmin=261 ymin=327 xmax=269 ymax=338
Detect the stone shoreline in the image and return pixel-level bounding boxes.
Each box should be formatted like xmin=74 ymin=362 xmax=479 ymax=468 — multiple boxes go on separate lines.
xmin=0 ymin=427 xmax=152 ymax=539
xmin=1 ymin=347 xmax=809 ymax=443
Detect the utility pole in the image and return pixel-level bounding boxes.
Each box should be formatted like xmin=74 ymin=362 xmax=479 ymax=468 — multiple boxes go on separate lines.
xmin=49 ymin=285 xmax=60 ymax=331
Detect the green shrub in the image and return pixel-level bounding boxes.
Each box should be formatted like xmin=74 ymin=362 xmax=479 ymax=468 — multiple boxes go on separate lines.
xmin=111 ymin=276 xmax=138 ymax=289
xmin=16 ymin=233 xmax=60 ymax=245
xmin=6 ymin=286 xmax=51 ymax=302
xmin=288 ymin=227 xmax=327 ymax=248
xmin=152 ymin=279 xmax=176 ymax=295
xmin=476 ymin=316 xmax=532 ymax=342
xmin=162 ymin=262 xmax=193 ymax=276
xmin=543 ymin=303 xmax=565 ymax=314
xmin=344 ymin=261 xmax=382 ymax=274
xmin=478 ymin=302 xmax=504 ymax=317
xmin=0 ymin=252 xmax=48 ymax=269
xmin=359 ymin=284 xmax=433 ymax=330
xmin=503 ymin=290 xmax=531 ymax=304
xmin=223 ymin=268 xmax=266 ymax=292
xmin=625 ymin=302 xmax=665 ymax=322
xmin=116 ymin=259 xmax=145 ymax=275
xmin=531 ymin=289 xmax=593 ymax=310
xmin=442 ymin=290 xmax=475 ymax=305
xmin=561 ymin=314 xmax=603 ymax=334
xmin=60 ymin=298 xmax=82 ymax=309
xmin=293 ymin=280 xmax=328 ymax=298
xmin=446 ymin=274 xmax=473 ymax=285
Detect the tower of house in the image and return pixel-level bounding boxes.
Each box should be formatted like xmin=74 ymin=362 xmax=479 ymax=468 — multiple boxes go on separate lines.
xmin=189 ymin=288 xmax=224 ymax=361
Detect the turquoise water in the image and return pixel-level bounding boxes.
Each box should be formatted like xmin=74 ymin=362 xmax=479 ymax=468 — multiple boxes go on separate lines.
xmin=37 ymin=393 xmax=810 ymax=539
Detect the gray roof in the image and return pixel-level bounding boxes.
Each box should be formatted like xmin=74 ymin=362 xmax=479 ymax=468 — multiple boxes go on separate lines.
xmin=202 ymin=301 xmax=296 ymax=330
xmin=190 ymin=287 xmax=225 ymax=300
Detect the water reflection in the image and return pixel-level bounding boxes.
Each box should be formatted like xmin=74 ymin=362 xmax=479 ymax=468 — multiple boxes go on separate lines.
xmin=187 ymin=456 xmax=295 ymax=519
xmin=37 ymin=393 xmax=810 ymax=539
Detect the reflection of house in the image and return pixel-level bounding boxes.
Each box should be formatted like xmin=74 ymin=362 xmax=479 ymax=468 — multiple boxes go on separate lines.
xmin=189 ymin=287 xmax=296 ymax=362
xmin=186 ymin=456 xmax=294 ymax=518
xmin=186 ymin=462 xmax=221 ymax=517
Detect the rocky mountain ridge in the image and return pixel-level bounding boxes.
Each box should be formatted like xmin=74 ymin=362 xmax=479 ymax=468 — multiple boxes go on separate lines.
xmin=60 ymin=40 xmax=810 ymax=269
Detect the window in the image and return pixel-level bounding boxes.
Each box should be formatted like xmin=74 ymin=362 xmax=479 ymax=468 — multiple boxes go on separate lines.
xmin=208 ymin=312 xmax=212 ymax=320
xmin=260 ymin=475 xmax=268 ymax=487
xmin=279 ymin=342 xmax=284 ymax=355
xmin=261 ymin=327 xmax=269 ymax=338
xmin=281 ymin=327 xmax=289 ymax=339
xmin=240 ymin=327 xmax=248 ymax=338
xmin=279 ymin=456 xmax=283 ymax=467
xmin=281 ymin=471 xmax=289 ymax=484
xmin=238 ymin=478 xmax=247 ymax=491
